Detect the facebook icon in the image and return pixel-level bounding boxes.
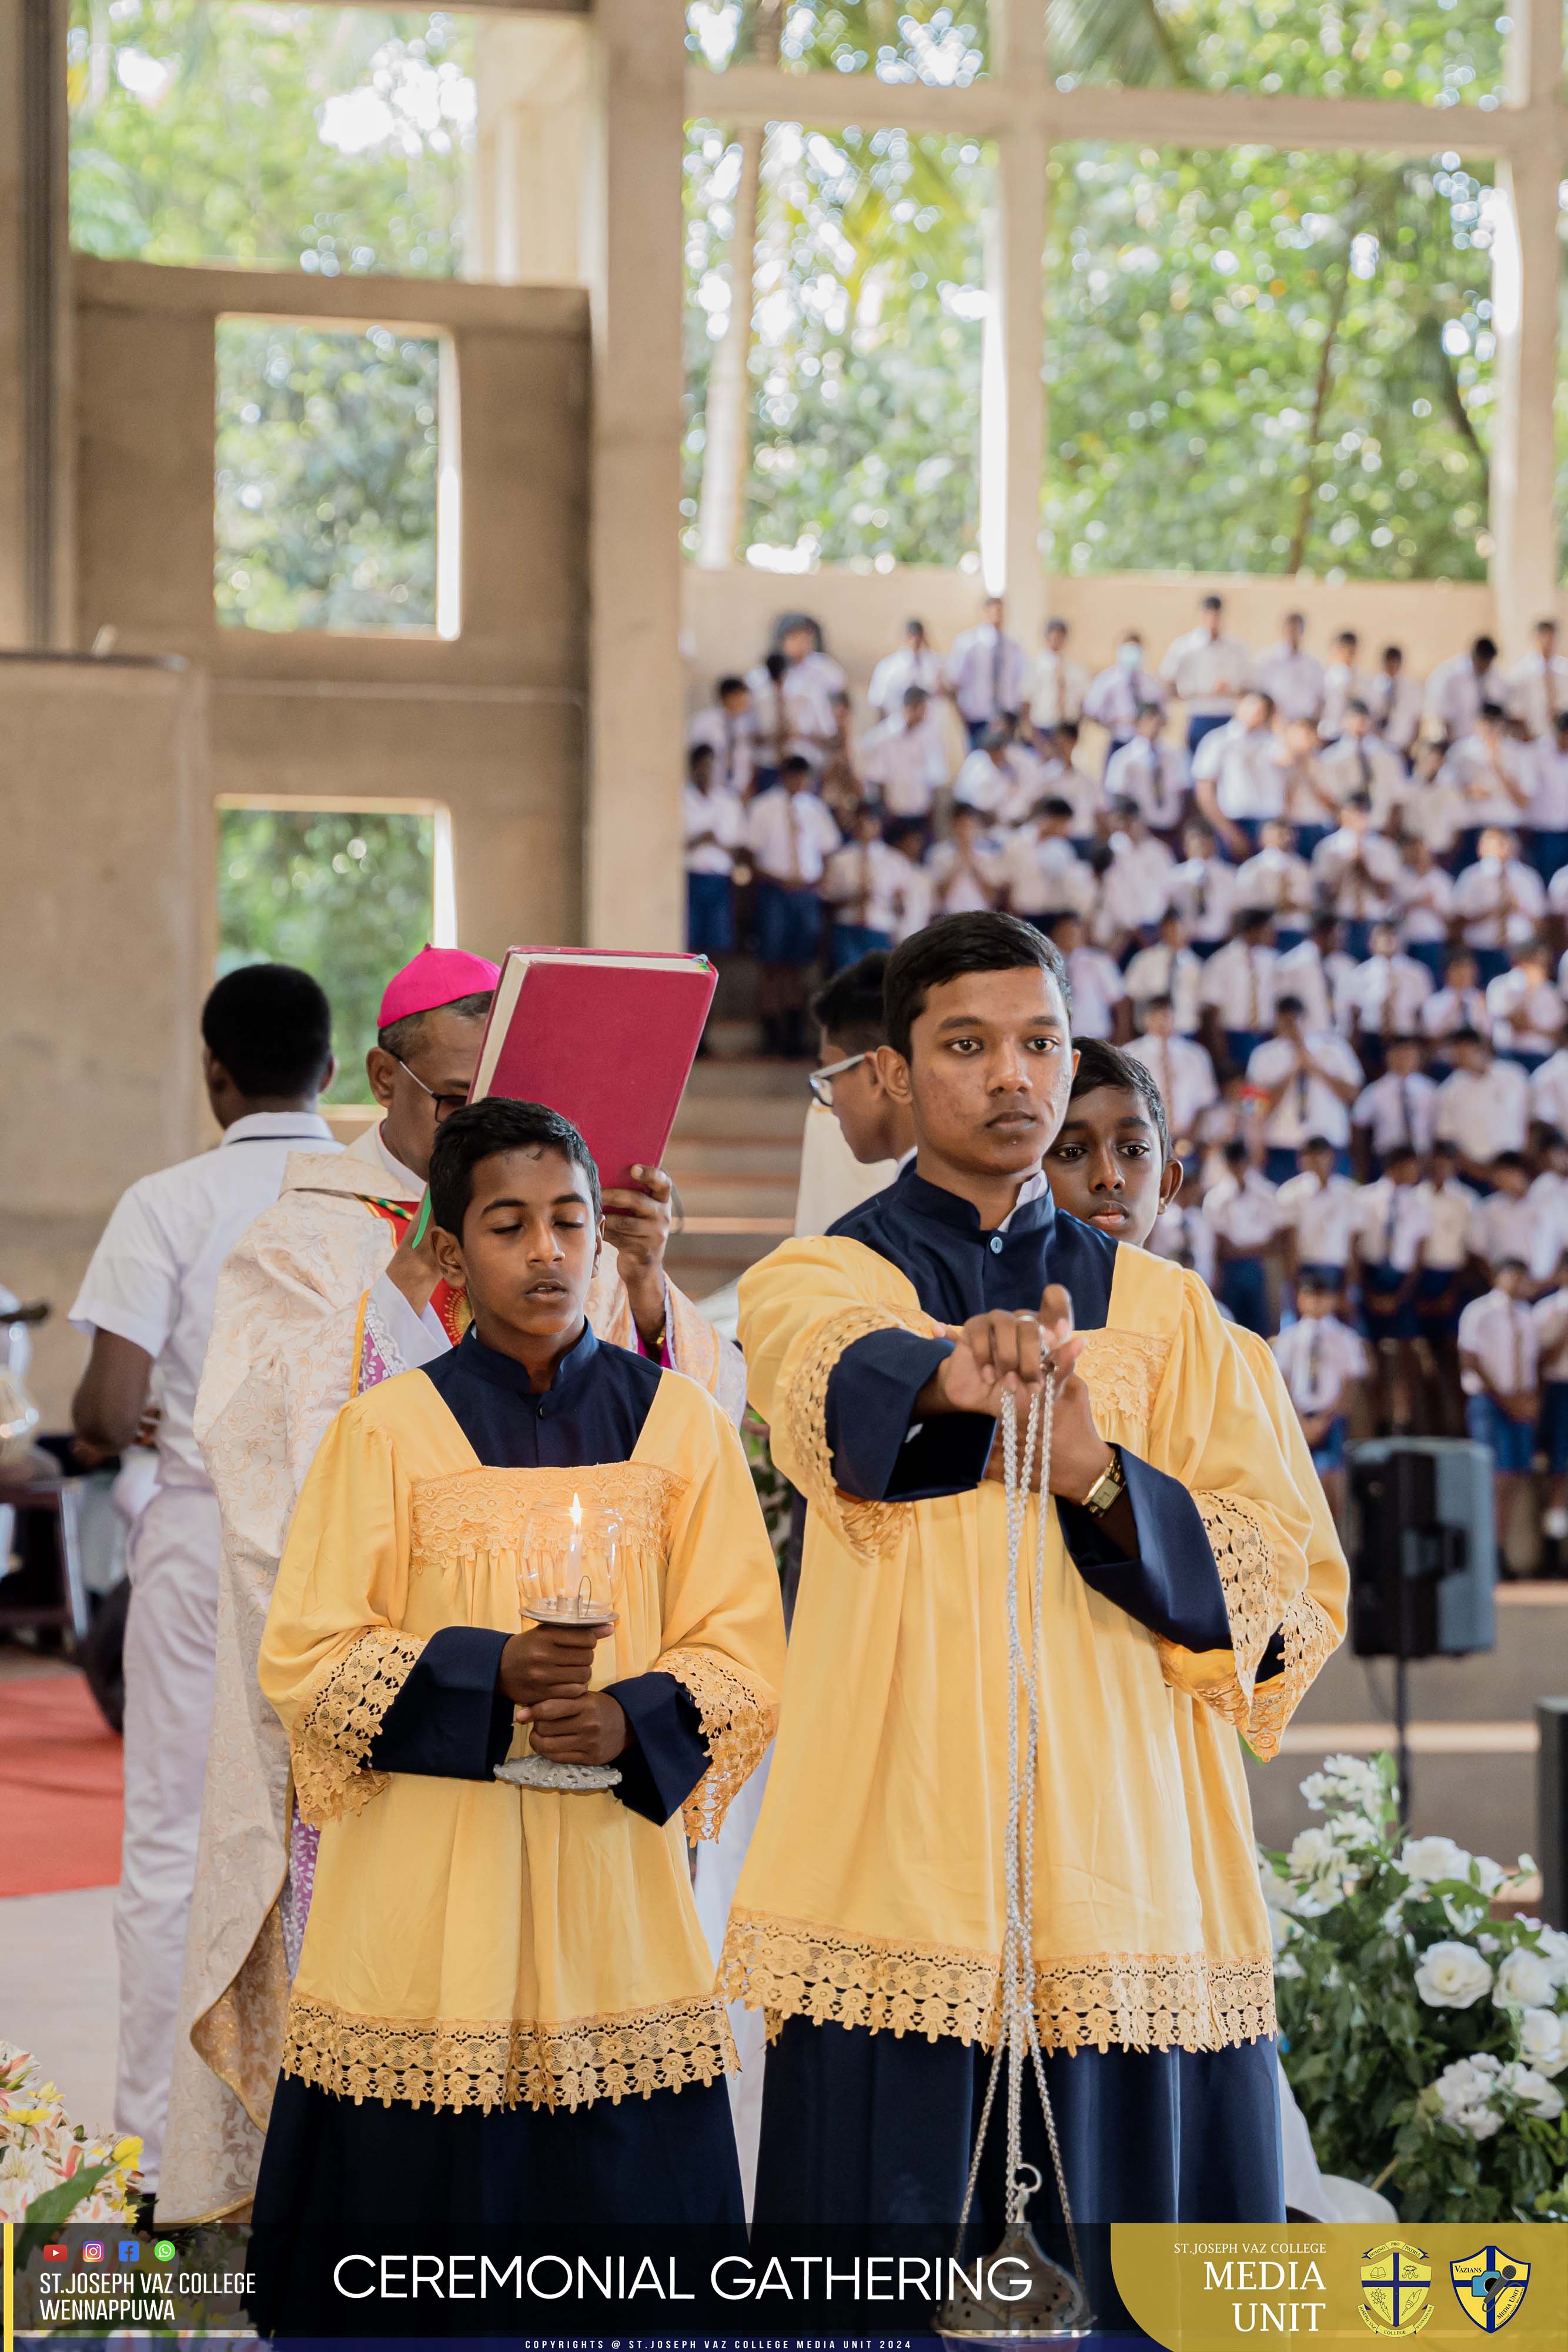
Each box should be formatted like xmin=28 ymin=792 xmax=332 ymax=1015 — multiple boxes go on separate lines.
xmin=119 ymin=2241 xmax=140 ymax=2263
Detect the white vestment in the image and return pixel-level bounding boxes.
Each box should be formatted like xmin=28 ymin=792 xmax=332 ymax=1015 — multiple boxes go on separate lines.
xmin=156 ymin=1124 xmax=744 ymax=2221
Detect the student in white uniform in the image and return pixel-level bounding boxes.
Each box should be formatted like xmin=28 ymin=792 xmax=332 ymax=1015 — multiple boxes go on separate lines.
xmin=1394 ymin=837 xmax=1456 ymax=980
xmin=867 ymin=617 xmax=944 ymax=718
xmin=1319 ymin=632 xmax=1371 ymax=741
xmin=1199 ymin=908 xmax=1279 ymax=1074
xmin=1102 ymin=700 xmax=1189 ymax=833
xmin=1352 ymin=1035 xmax=1437 ymax=1174
xmin=1425 ymin=634 xmax=1502 ymax=744
xmin=1470 ymin=1152 xmax=1556 ymax=1285
xmin=1235 ymin=817 xmax=1315 ymax=940
xmin=1525 ymin=709 xmax=1568 ymax=883
xmin=1202 ymin=1137 xmax=1281 ymax=1333
xmin=821 ymin=803 xmax=905 ymax=970
xmin=1505 ymin=616 xmax=1568 ymax=743
xmin=1433 ymin=1028 xmax=1532 ymax=1182
xmin=1025 ymin=616 xmax=1089 ymax=731
xmin=951 ymin=724 xmax=1036 ymax=822
xmin=1252 ymin=611 xmax=1325 ymax=726
xmin=1045 ymin=911 xmax=1128 ymax=1041
xmin=945 ymin=595 xmax=1027 ymax=746
xmin=1531 ymin=1043 xmax=1568 ymax=1146
xmin=925 ymin=801 xmax=1005 ymax=915
xmin=745 ymin=630 xmax=839 ymax=779
xmin=1000 ymin=797 xmax=1096 ymax=924
xmin=1353 ymin=1143 xmax=1432 ymax=1434
xmin=1420 ymin=948 xmax=1493 ymax=1058
xmin=1094 ymin=801 xmax=1175 ymax=951
xmin=1271 ymin=1271 xmax=1368 ymax=1518
xmin=1276 ymin=716 xmax=1341 ymax=857
xmin=1246 ymin=1000 xmax=1363 ymax=1184
xmin=1339 ymin=920 xmax=1435 ymax=1070
xmin=69 ymin=965 xmax=339 ymax=2194
xmin=1192 ymin=689 xmax=1286 ymax=856
xmin=1310 ymin=792 xmax=1401 ymax=950
xmin=1486 ymin=942 xmax=1566 ymax=1070
xmin=1416 ymin=1140 xmax=1483 ymax=1425
xmin=885 ymin=817 xmax=936 ymax=943
xmin=1276 ymin=1137 xmax=1365 ymax=1301
xmin=1159 ymin=592 xmax=1252 ymax=755
xmin=1276 ymin=912 xmax=1358 ymax=1038
xmin=1451 ymin=824 xmax=1548 ymax=977
xmin=683 ymin=741 xmax=745 ymax=957
xmin=1124 ymin=910 xmax=1205 ymax=1035
xmin=1124 ymin=996 xmax=1219 ymax=1147
xmin=1082 ymin=632 xmax=1166 ymax=756
xmin=1169 ymin=818 xmax=1239 ymax=953
xmin=859 ymin=684 xmax=950 ymax=825
xmin=1318 ymin=701 xmax=1406 ymax=831
xmin=1439 ymin=706 xmax=1533 ymax=851
xmin=1368 ymin=643 xmax=1423 ymax=755
xmin=688 ymin=674 xmax=756 ymax=800
xmin=1458 ymin=1261 xmax=1540 ymax=1545
xmin=1399 ymin=739 xmax=1467 ymax=861
xmin=1532 ymin=1272 xmax=1568 ymax=1559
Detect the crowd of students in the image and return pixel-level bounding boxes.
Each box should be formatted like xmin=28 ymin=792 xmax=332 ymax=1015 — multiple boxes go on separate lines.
xmin=688 ymin=592 xmax=1568 ymax=1562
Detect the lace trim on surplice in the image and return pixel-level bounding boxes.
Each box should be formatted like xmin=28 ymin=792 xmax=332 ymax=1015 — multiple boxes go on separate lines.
xmin=659 ymin=1645 xmax=776 ymax=1841
xmin=291 ymin=1628 xmax=423 ymax=1825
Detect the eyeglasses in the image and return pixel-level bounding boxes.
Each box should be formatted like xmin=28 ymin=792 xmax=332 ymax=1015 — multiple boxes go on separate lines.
xmin=808 ymin=1051 xmax=868 ymax=1109
xmin=396 ymin=1058 xmax=470 ymax=1122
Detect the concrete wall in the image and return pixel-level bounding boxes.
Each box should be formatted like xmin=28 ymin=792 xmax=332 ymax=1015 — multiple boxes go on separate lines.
xmin=74 ymin=257 xmax=590 ymax=968
xmin=682 ymin=562 xmax=1510 ymax=717
xmin=0 ymin=653 xmax=208 ymax=1419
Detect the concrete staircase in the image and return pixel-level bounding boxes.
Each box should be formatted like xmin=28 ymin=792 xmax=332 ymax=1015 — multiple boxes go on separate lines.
xmin=662 ymin=1055 xmax=808 ymax=1301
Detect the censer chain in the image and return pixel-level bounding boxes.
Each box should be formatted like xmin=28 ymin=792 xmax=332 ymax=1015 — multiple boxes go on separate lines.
xmin=952 ymin=1377 xmax=1086 ymax=2297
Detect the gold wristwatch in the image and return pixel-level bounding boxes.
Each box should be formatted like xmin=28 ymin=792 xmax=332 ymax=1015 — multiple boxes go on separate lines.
xmin=1079 ymin=1446 xmax=1126 ymax=1519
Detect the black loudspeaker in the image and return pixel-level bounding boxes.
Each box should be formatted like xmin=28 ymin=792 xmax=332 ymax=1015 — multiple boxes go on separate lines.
xmin=1537 ymin=1700 xmax=1568 ymax=1928
xmin=1345 ymin=1439 xmax=1495 ymax=1662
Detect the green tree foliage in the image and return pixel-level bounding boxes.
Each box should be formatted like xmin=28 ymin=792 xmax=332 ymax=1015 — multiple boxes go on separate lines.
xmin=687 ymin=1 xmax=989 ymax=79
xmin=67 ymin=0 xmax=473 ymax=277
xmin=215 ymin=320 xmax=442 ymax=632
xmin=216 ymin=809 xmax=436 ymax=1102
xmin=1044 ymin=145 xmax=1493 ymax=579
xmin=684 ymin=121 xmax=989 ymax=566
xmin=1051 ymin=0 xmax=1502 ymax=105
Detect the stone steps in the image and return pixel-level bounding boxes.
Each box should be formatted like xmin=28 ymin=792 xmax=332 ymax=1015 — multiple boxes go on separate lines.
xmin=664 ymin=1057 xmax=808 ymax=1299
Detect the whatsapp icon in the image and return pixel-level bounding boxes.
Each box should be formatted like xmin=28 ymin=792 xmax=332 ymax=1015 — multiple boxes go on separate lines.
xmin=153 ymin=2240 xmax=176 ymax=2261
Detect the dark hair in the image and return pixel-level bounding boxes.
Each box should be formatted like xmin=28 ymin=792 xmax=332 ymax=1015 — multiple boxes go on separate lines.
xmin=1449 ymin=1025 xmax=1483 ymax=1048
xmin=765 ymin=650 xmax=788 ymax=681
xmin=1492 ymin=1150 xmax=1530 ymax=1174
xmin=781 ymin=753 xmax=814 ymax=780
xmin=982 ymin=723 xmax=1012 ymax=753
xmin=1382 ymin=644 xmax=1402 ymax=663
xmin=1068 ymin=1037 xmax=1171 ymax=1165
xmin=1039 ymin=796 xmax=1075 ymax=822
xmin=1473 ymin=636 xmax=1499 ymax=663
xmin=1301 ymin=1134 xmax=1335 ymax=1155
xmin=902 ymin=682 xmax=929 ymax=706
xmin=428 ymin=1098 xmax=600 ymax=1238
xmin=202 ymin=964 xmax=332 ymax=1100
xmin=377 ymin=990 xmax=494 ymax=1064
xmin=1276 ymin=994 xmax=1306 ymax=1017
xmin=884 ymin=913 xmax=1070 ymax=1060
xmin=1346 ymin=698 xmax=1370 ymax=717
xmin=1223 ymin=1137 xmax=1250 ymax=1164
xmin=1495 ymin=1257 xmax=1529 ymax=1278
xmin=1539 ymin=1125 xmax=1567 ymax=1151
xmin=689 ymin=740 xmax=716 ymax=776
xmin=717 ymin=674 xmax=747 ymax=698
xmin=1201 ymin=594 xmax=1223 ymax=612
xmin=811 ymin=952 xmax=890 ymax=1056
xmin=1480 ymin=702 xmax=1507 ymax=724
xmin=1296 ymin=1269 xmax=1340 ymax=1297
xmin=904 ymin=616 xmax=927 ymax=635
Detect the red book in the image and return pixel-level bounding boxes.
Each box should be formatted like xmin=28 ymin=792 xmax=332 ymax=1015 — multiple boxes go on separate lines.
xmin=469 ymin=948 xmax=717 ymax=1191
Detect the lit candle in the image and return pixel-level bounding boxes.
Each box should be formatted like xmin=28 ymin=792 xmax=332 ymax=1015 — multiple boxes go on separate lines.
xmin=568 ymin=1492 xmax=583 ymax=1614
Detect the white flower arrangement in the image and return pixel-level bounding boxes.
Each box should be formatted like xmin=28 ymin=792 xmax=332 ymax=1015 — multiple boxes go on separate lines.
xmin=0 ymin=2042 xmax=142 ymax=2224
xmin=1265 ymin=1752 xmax=1568 ymax=2219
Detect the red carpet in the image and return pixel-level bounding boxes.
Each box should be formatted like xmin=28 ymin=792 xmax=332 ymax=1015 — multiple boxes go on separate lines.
xmin=0 ymin=1671 xmax=123 ymax=1897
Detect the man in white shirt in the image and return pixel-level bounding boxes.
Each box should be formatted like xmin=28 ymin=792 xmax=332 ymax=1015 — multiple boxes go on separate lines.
xmin=1470 ymin=1151 xmax=1559 ymax=1285
xmin=1394 ymin=837 xmax=1455 ymax=978
xmin=1124 ymin=997 xmax=1218 ymax=1147
xmin=1271 ymin=1271 xmax=1366 ymax=1510
xmin=1366 ymin=642 xmax=1423 ymax=754
xmin=1340 ymin=923 xmax=1435 ymax=1068
xmin=1276 ymin=1137 xmax=1364 ymax=1293
xmin=1025 ymin=616 xmax=1089 ymax=731
xmin=1412 ymin=1140 xmax=1481 ymax=1425
xmin=868 ymin=617 xmax=944 ymax=718
xmin=1439 ymin=706 xmax=1533 ymax=848
xmin=1082 ymin=633 xmax=1166 ymax=754
xmin=1103 ymin=701 xmax=1189 ymax=833
xmin=1433 ymin=1028 xmax=1532 ymax=1182
xmin=69 ymin=965 xmax=339 ymax=2193
xmin=1160 ymin=593 xmax=1252 ymax=755
xmin=1169 ymin=818 xmax=1238 ymax=952
xmin=1532 ymin=1262 xmax=1568 ymax=1554
xmin=1399 ymin=740 xmax=1468 ymax=860
xmin=860 ymin=683 xmax=950 ymax=823
xmin=1095 ymin=801 xmax=1175 ymax=951
xmin=1000 ymin=797 xmax=1096 ymax=923
xmin=822 ymin=803 xmax=905 ymax=968
xmin=1420 ymin=948 xmax=1492 ymax=1057
xmin=1532 ymin=1045 xmax=1568 ymax=1146
xmin=1505 ymin=615 xmax=1568 ymax=742
xmin=1276 ymin=912 xmax=1358 ymax=1038
xmin=746 ymin=627 xmax=840 ymax=777
xmin=1319 ymin=631 xmax=1371 ymax=742
xmin=1125 ymin=910 xmax=1205 ymax=1035
xmin=1425 ymin=633 xmax=1502 ymax=744
xmin=1451 ymin=824 xmax=1547 ymax=975
xmin=946 ymin=594 xmax=1027 ymax=745
xmin=1526 ymin=709 xmax=1568 ymax=884
xmin=1235 ymin=817 xmax=1315 ymax=940
xmin=688 ymin=673 xmax=756 ymax=800
xmin=684 ymin=741 xmax=744 ymax=956
xmin=926 ymin=801 xmax=1005 ymax=916
xmin=1192 ymin=690 xmax=1286 ymax=856
xmin=1202 ymin=1138 xmax=1281 ymax=1333
xmin=884 ymin=818 xmax=935 ymax=943
xmin=748 ymin=754 xmax=842 ymax=1055
xmin=1319 ymin=701 xmax=1406 ymax=832
xmin=1487 ymin=941 xmax=1566 ymax=1069
xmin=1200 ymin=909 xmax=1279 ymax=1074
xmin=1459 ymin=1259 xmax=1540 ymax=1536
xmin=952 ymin=724 xmax=1039 ymax=823
xmin=1310 ymin=792 xmax=1402 ymax=947
xmin=1252 ymin=610 xmax=1325 ymax=726
xmin=1352 ymin=1035 xmax=1437 ymax=1175
xmin=1276 ymin=715 xmax=1340 ymax=855
xmin=1353 ymin=1144 xmax=1432 ymax=1434
xmin=1042 ymin=910 xmax=1128 ymax=1041
xmin=1246 ymin=999 xmax=1363 ymax=1183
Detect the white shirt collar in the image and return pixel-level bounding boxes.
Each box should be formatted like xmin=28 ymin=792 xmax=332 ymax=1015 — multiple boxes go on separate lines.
xmin=346 ymin=1118 xmax=426 ymax=1198
xmin=996 ymin=1169 xmax=1049 ymax=1234
xmin=220 ymin=1109 xmax=335 ymax=1147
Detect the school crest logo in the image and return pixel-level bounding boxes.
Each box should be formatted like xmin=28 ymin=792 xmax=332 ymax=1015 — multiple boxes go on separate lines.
xmin=1450 ymin=2247 xmax=1530 ymax=2331
xmin=1360 ymin=2240 xmax=1433 ymax=2336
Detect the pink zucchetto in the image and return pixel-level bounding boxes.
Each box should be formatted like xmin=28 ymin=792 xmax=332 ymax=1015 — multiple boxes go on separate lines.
xmin=377 ymin=946 xmax=502 ymax=1031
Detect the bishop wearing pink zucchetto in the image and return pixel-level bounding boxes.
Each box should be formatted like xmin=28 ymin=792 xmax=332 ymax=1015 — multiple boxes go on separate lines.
xmin=157 ymin=944 xmax=743 ymax=2228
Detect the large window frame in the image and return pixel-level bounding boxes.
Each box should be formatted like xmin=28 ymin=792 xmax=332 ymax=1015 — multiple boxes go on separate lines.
xmin=690 ymin=0 xmax=1564 ymax=646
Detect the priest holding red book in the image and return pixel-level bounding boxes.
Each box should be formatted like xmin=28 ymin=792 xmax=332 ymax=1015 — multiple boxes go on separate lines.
xmin=159 ymin=946 xmax=744 ymax=2227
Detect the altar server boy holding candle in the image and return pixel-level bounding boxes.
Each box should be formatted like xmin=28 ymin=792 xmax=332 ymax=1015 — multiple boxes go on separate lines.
xmin=250 ymin=1098 xmax=784 ymax=2284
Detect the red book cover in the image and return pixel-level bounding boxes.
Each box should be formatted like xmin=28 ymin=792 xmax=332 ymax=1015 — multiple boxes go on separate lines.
xmin=469 ymin=948 xmax=717 ymax=1190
